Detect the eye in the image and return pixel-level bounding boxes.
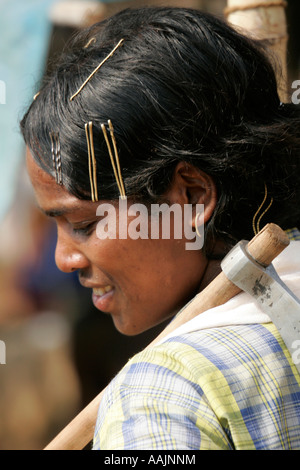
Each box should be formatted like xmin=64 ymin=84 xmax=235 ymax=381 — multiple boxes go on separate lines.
xmin=72 ymin=221 xmax=96 ymax=237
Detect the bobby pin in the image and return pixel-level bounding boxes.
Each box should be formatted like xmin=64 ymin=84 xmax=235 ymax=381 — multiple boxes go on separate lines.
xmin=101 ymin=120 xmax=126 ymax=200
xmin=49 ymin=132 xmax=63 ymax=185
xmin=70 ymin=38 xmax=124 ymax=102
xmin=252 ymin=183 xmax=274 ymax=235
xmin=85 ymin=121 xmax=98 ymax=202
xmin=84 ymin=37 xmax=96 ymax=49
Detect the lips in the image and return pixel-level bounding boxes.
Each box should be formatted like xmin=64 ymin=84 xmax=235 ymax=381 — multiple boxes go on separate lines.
xmin=92 ymin=285 xmax=114 ymax=312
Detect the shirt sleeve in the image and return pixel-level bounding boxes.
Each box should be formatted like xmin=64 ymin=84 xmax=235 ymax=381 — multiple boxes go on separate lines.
xmin=93 ymin=341 xmax=232 ymax=450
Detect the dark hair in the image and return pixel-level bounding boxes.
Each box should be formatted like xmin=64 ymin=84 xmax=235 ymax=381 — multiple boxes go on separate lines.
xmin=21 ymin=6 xmax=300 ymax=250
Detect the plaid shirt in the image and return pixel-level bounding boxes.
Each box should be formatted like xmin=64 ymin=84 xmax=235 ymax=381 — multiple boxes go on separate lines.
xmin=93 ymin=231 xmax=300 ymax=450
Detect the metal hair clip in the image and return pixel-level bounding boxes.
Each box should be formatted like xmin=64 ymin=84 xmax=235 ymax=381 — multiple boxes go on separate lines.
xmin=101 ymin=120 xmax=126 ymax=200
xmin=85 ymin=121 xmax=98 ymax=202
xmin=70 ymin=38 xmax=124 ymax=101
xmin=49 ymin=132 xmax=63 ymax=185
xmin=84 ymin=37 xmax=96 ymax=49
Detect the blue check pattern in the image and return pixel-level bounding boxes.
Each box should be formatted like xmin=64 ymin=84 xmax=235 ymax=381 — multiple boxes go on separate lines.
xmin=93 ymin=323 xmax=300 ymax=450
xmin=93 ymin=229 xmax=300 ymax=450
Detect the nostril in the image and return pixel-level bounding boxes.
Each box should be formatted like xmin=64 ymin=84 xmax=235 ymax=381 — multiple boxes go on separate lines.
xmin=55 ymin=251 xmax=89 ymax=274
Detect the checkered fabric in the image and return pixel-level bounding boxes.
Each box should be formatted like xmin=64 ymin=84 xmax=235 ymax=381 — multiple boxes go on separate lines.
xmin=93 ymin=323 xmax=300 ymax=450
xmin=93 ymin=229 xmax=300 ymax=450
xmin=286 ymin=228 xmax=300 ymax=241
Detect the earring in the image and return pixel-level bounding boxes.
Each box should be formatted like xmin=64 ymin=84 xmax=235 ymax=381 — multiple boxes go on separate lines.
xmin=195 ymin=212 xmax=202 ymax=238
xmin=252 ymin=183 xmax=273 ymax=235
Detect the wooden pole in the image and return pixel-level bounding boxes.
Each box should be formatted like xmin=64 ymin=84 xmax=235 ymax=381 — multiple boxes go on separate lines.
xmin=225 ymin=0 xmax=289 ymax=101
xmin=44 ymin=223 xmax=289 ymax=450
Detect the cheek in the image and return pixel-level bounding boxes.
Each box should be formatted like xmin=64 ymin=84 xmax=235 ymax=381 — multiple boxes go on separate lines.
xmin=92 ymin=235 xmax=202 ymax=286
xmin=90 ymin=236 xmax=205 ymax=335
xmin=89 ymin=232 xmax=205 ymax=310
xmin=119 ymin=239 xmax=203 ymax=306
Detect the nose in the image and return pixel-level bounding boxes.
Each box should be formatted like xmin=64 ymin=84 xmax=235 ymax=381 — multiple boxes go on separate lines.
xmin=55 ymin=227 xmax=89 ymax=273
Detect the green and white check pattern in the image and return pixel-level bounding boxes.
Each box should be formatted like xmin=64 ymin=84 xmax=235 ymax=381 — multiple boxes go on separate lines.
xmin=93 ymin=229 xmax=300 ymax=450
xmin=93 ymin=323 xmax=300 ymax=450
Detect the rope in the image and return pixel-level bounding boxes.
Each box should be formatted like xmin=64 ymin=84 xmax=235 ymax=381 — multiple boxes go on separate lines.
xmin=224 ymin=1 xmax=287 ymax=17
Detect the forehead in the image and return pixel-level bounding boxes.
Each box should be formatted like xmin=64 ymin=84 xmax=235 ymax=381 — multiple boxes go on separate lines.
xmin=26 ymin=149 xmax=93 ymax=216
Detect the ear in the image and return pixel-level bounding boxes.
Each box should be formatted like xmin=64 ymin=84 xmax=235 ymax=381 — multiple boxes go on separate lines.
xmin=164 ymin=162 xmax=217 ymax=228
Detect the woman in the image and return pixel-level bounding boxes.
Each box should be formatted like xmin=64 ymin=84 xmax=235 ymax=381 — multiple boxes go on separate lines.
xmin=21 ymin=7 xmax=300 ymax=450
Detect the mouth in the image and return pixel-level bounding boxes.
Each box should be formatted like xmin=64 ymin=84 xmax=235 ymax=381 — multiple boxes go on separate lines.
xmin=92 ymin=285 xmax=114 ymax=312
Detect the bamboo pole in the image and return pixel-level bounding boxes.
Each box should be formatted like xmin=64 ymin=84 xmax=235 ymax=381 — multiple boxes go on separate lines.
xmin=44 ymin=223 xmax=289 ymax=450
xmin=225 ymin=0 xmax=289 ymax=101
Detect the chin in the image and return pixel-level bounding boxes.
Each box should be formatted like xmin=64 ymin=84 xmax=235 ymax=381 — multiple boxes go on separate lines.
xmin=113 ymin=319 xmax=147 ymax=336
xmin=112 ymin=313 xmax=173 ymax=337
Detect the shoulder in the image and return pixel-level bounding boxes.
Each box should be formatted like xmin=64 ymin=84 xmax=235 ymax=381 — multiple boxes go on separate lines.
xmin=93 ymin=323 xmax=300 ymax=449
xmin=100 ymin=322 xmax=300 ymax=423
xmin=104 ymin=322 xmax=295 ymax=400
xmin=122 ymin=322 xmax=292 ymax=378
xmin=99 ymin=323 xmax=296 ymax=415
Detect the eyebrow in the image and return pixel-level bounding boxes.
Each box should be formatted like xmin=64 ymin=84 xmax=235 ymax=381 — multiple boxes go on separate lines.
xmin=43 ymin=209 xmax=68 ymax=218
xmin=38 ymin=205 xmax=81 ymax=218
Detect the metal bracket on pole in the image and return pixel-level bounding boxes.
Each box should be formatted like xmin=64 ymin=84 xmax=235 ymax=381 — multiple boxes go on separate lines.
xmin=221 ymin=241 xmax=300 ymax=374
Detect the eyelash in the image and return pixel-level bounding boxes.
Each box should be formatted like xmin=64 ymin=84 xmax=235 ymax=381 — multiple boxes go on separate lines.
xmin=73 ymin=222 xmax=96 ymax=236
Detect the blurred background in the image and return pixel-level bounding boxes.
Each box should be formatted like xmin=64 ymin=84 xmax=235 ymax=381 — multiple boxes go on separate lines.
xmin=0 ymin=0 xmax=299 ymax=450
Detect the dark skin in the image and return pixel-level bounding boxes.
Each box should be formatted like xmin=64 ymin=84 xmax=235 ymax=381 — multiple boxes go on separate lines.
xmin=27 ymin=153 xmax=222 ymax=335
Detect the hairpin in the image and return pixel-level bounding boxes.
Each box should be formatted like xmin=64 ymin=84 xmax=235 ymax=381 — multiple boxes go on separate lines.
xmin=252 ymin=183 xmax=273 ymax=235
xmin=101 ymin=120 xmax=126 ymax=200
xmin=84 ymin=37 xmax=96 ymax=49
xmin=49 ymin=132 xmax=63 ymax=185
xmin=70 ymin=38 xmax=124 ymax=102
xmin=85 ymin=121 xmax=98 ymax=202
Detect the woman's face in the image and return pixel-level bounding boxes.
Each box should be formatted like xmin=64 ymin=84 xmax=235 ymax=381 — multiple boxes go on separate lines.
xmin=26 ymin=153 xmax=209 ymax=335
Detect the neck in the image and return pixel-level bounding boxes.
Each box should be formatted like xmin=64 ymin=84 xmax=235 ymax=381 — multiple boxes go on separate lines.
xmin=198 ymin=258 xmax=222 ymax=291
xmin=197 ymin=239 xmax=229 ymax=291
